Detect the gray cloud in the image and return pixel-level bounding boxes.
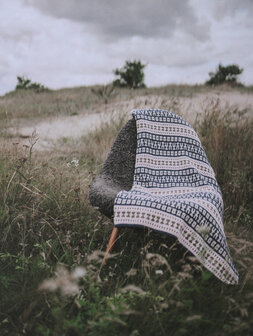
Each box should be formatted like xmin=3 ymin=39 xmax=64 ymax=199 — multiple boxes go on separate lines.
xmin=214 ymin=0 xmax=253 ymax=20
xmin=24 ymin=0 xmax=210 ymax=41
xmin=1 ymin=0 xmax=252 ymax=95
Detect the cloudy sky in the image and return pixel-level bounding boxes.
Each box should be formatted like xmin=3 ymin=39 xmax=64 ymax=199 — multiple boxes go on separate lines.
xmin=0 ymin=0 xmax=252 ymax=95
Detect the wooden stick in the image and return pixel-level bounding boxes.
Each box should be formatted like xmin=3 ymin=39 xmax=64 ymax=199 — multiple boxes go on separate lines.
xmin=102 ymin=227 xmax=119 ymax=266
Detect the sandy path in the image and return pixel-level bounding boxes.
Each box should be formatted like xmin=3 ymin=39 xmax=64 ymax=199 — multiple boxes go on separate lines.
xmin=9 ymin=111 xmax=118 ymax=150
xmin=17 ymin=112 xmax=109 ymax=149
xmin=11 ymin=90 xmax=253 ymax=150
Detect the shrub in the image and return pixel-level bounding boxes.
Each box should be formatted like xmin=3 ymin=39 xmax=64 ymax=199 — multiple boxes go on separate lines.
xmin=15 ymin=76 xmax=49 ymax=93
xmin=113 ymin=60 xmax=146 ymax=89
xmin=206 ymin=64 xmax=243 ymax=86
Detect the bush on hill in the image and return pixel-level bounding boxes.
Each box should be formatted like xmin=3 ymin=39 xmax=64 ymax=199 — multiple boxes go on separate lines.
xmin=206 ymin=64 xmax=243 ymax=86
xmin=113 ymin=60 xmax=146 ymax=89
xmin=15 ymin=76 xmax=49 ymax=93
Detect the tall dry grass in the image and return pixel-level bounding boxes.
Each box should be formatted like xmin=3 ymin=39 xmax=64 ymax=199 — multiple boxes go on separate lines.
xmin=0 ymin=88 xmax=253 ymax=336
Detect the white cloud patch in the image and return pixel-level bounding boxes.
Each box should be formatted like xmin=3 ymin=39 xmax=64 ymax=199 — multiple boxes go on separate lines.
xmin=0 ymin=0 xmax=116 ymax=94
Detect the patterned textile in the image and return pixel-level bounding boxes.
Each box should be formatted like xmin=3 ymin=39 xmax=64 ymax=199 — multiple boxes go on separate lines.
xmin=114 ymin=109 xmax=239 ymax=284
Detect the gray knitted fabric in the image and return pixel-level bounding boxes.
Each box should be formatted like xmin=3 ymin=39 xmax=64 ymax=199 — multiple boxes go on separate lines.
xmin=89 ymin=117 xmax=137 ymax=218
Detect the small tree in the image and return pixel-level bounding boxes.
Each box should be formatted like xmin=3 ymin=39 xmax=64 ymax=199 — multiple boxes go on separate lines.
xmin=206 ymin=64 xmax=243 ymax=86
xmin=113 ymin=60 xmax=146 ymax=89
xmin=15 ymin=76 xmax=48 ymax=93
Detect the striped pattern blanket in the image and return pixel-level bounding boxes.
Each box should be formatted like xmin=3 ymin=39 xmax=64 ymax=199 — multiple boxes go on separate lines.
xmin=114 ymin=109 xmax=239 ymax=284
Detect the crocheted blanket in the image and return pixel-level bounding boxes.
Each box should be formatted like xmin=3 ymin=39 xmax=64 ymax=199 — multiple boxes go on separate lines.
xmin=114 ymin=109 xmax=239 ymax=284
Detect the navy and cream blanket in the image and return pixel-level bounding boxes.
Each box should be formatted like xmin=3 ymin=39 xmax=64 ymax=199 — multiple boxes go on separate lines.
xmin=114 ymin=109 xmax=239 ymax=284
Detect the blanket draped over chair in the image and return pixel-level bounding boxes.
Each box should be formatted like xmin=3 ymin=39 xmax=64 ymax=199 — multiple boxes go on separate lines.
xmin=114 ymin=109 xmax=239 ymax=284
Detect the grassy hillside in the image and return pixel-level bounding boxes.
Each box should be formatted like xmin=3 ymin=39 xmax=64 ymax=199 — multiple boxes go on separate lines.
xmin=1 ymin=83 xmax=252 ymax=122
xmin=0 ymin=85 xmax=253 ymax=335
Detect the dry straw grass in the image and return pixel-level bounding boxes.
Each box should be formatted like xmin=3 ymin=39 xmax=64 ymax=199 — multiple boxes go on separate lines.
xmin=0 ymin=85 xmax=253 ymax=336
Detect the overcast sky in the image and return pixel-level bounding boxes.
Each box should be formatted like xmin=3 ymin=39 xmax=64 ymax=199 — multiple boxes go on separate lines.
xmin=0 ymin=0 xmax=252 ymax=95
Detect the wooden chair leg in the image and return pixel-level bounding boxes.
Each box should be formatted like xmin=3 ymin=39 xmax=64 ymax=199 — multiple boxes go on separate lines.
xmin=102 ymin=227 xmax=119 ymax=266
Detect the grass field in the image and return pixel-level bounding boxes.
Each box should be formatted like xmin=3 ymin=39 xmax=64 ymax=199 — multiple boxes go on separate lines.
xmin=0 ymin=85 xmax=253 ymax=336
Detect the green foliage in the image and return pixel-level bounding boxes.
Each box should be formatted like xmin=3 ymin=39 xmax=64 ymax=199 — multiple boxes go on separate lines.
xmin=15 ymin=75 xmax=49 ymax=93
xmin=206 ymin=63 xmax=243 ymax=86
xmin=113 ymin=60 xmax=146 ymax=89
